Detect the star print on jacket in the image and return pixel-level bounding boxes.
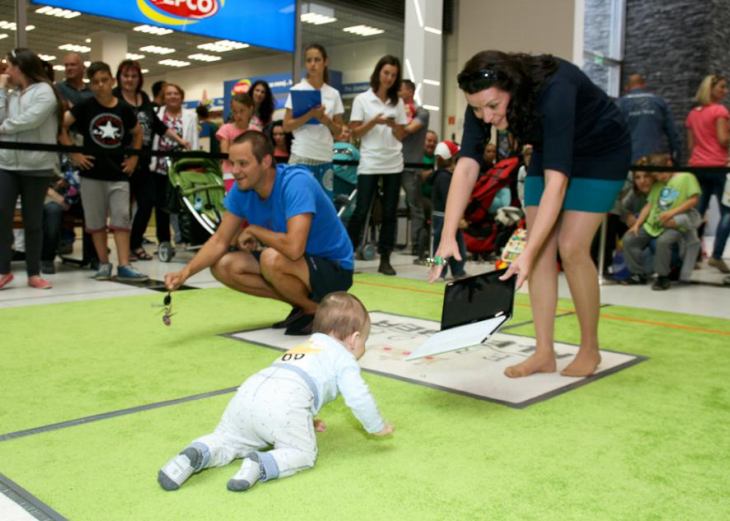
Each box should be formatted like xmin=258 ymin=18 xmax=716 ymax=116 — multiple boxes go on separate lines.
xmin=90 ymin=113 xmax=125 ymax=148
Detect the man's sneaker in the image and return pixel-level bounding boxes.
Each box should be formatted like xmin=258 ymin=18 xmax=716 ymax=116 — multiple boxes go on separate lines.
xmin=285 ymin=313 xmax=315 ymax=336
xmin=94 ymin=263 xmax=113 ymax=281
xmin=28 ymin=276 xmax=53 ymax=290
xmin=620 ymin=274 xmax=647 ymax=286
xmin=158 ymin=447 xmax=203 ymax=491
xmin=227 ymin=457 xmax=261 ymax=492
xmin=652 ymin=276 xmax=671 ymax=291
xmin=272 ymin=307 xmax=304 ymax=329
xmin=0 ymin=273 xmax=13 ymax=290
xmin=708 ymin=257 xmax=730 ymax=274
xmin=117 ymin=265 xmax=149 ymax=282
xmin=40 ymin=261 xmax=56 ymax=274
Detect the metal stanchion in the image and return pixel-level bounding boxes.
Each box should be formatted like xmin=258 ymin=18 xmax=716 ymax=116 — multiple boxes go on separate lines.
xmin=598 ymin=216 xmax=608 ymax=285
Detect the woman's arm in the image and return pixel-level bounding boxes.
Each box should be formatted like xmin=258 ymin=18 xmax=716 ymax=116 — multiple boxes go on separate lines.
xmin=350 ymin=115 xmax=389 ymax=140
xmin=715 ymin=117 xmax=729 ymax=148
xmin=317 ymin=113 xmax=342 ymax=137
xmin=283 ymin=107 xmax=325 ymax=133
xmin=0 ymin=84 xmax=57 ymax=135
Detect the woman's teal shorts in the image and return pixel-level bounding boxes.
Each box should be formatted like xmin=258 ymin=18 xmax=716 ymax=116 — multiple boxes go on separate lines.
xmin=524 ymin=176 xmax=626 ymax=213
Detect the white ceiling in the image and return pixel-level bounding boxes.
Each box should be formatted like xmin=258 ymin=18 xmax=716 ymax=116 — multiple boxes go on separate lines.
xmin=0 ymin=1 xmax=403 ymax=79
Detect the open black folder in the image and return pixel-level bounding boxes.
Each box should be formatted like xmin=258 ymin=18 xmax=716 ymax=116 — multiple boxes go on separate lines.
xmin=406 ymin=269 xmax=516 ymax=361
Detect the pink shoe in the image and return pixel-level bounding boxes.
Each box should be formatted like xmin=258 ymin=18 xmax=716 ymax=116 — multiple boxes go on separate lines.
xmin=28 ymin=275 xmax=52 ymax=290
xmin=0 ymin=273 xmax=13 ymax=290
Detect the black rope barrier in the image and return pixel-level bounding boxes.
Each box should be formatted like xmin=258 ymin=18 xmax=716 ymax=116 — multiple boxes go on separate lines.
xmin=0 ymin=141 xmax=729 ymax=174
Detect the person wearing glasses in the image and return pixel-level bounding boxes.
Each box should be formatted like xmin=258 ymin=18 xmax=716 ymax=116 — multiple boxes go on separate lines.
xmin=429 ymin=51 xmax=631 ymax=379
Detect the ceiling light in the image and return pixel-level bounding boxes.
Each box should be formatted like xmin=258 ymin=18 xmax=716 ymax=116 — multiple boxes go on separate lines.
xmin=140 ymin=45 xmax=175 ymax=55
xmin=159 ymin=59 xmax=190 ymax=67
xmin=0 ymin=21 xmax=29 ymax=31
xmin=38 ymin=54 xmax=56 ymax=61
xmin=126 ymin=53 xmax=145 ymax=60
xmin=58 ymin=44 xmax=91 ymax=53
xmin=300 ymin=3 xmax=336 ymax=25
xmin=84 ymin=61 xmax=90 ymax=67
xmin=141 ymin=69 xmax=149 ymax=74
xmin=197 ymin=40 xmax=249 ymax=53
xmin=343 ymin=25 xmax=384 ymax=37
xmin=85 ymin=38 xmax=91 ymax=43
xmin=36 ymin=6 xmax=81 ymax=19
xmin=188 ymin=53 xmax=221 ymax=62
xmin=52 ymin=65 xmax=65 ymax=71
xmin=133 ymin=25 xmax=173 ymax=36
xmin=0 ymin=34 xmax=9 ymax=40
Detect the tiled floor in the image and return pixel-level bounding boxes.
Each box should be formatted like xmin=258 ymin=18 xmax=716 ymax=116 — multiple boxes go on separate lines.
xmin=1 ymin=237 xmax=728 ymax=319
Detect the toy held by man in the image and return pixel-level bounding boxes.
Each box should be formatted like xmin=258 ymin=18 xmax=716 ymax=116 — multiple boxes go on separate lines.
xmin=152 ymin=292 xmax=174 ymax=326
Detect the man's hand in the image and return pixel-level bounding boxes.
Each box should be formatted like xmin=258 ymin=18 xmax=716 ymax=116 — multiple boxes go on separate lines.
xmin=122 ymin=155 xmax=139 ymax=175
xmin=663 ymin=217 xmax=678 ymax=228
xmin=313 ymin=419 xmax=327 ymax=432
xmin=70 ymin=153 xmax=94 ymax=170
xmin=374 ymin=423 xmax=394 ymax=436
xmin=165 ymin=270 xmax=188 ymax=291
xmin=236 ymin=227 xmax=259 ymax=251
xmin=627 ymin=223 xmax=640 ymax=236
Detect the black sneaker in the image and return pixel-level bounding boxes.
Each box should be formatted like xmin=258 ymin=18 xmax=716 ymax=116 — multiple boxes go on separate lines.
xmin=652 ymin=276 xmax=671 ymax=291
xmin=272 ymin=307 xmax=304 ymax=329
xmin=284 ymin=313 xmax=315 ymax=336
xmin=620 ymin=274 xmax=647 ymax=286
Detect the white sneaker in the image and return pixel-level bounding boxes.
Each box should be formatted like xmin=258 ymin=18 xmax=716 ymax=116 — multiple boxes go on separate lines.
xmin=227 ymin=458 xmax=261 ymax=492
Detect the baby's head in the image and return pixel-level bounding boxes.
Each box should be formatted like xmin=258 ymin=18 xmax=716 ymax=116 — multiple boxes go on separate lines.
xmin=313 ymin=292 xmax=371 ymax=360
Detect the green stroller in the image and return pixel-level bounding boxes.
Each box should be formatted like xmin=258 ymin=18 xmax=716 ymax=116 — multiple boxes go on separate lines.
xmin=159 ymin=156 xmax=226 ymax=262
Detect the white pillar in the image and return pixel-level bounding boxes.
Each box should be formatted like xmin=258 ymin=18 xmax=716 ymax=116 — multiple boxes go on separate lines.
xmin=404 ymin=0 xmax=443 ymax=136
xmin=90 ymin=31 xmax=128 ymax=71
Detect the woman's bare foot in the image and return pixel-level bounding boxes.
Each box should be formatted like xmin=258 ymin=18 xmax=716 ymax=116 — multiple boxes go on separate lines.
xmin=561 ymin=348 xmax=601 ymax=377
xmin=504 ymin=352 xmax=557 ymax=378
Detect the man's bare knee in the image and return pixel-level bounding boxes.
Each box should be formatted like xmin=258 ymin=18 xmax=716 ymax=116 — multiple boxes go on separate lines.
xmin=211 ymin=253 xmax=237 ymax=282
xmin=259 ymin=248 xmax=286 ymax=278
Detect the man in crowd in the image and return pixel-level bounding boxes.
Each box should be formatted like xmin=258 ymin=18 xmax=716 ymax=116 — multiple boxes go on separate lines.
xmin=56 ymin=53 xmax=93 ymax=108
xmin=617 ymin=74 xmax=679 ymax=163
xmin=398 ymin=80 xmax=430 ymax=255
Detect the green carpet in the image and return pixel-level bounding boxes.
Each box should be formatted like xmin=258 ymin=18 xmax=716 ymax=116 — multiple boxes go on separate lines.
xmin=1 ymin=274 xmax=729 ymax=520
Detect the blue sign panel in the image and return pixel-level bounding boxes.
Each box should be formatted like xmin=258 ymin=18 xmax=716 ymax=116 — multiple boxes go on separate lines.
xmin=32 ymin=0 xmax=295 ymax=53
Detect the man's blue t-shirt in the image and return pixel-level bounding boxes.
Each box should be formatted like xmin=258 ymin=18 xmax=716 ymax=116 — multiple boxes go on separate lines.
xmin=224 ymin=164 xmax=354 ymax=270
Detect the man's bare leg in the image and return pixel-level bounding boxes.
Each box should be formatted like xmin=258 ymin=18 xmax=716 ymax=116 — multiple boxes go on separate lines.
xmin=210 ymin=251 xmax=282 ymax=300
xmin=557 ymin=211 xmax=604 ymax=377
xmin=259 ymin=249 xmax=318 ymax=315
xmin=504 ymin=206 xmax=559 ymax=378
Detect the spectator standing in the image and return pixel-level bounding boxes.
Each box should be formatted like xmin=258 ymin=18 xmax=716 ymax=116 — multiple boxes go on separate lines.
xmin=55 ymin=53 xmax=92 ymax=108
xmin=398 ymin=79 xmax=430 ymax=255
xmin=617 ymin=74 xmax=679 ymax=163
xmin=151 ymin=81 xmax=166 ymax=109
xmin=686 ymin=74 xmax=730 ymax=273
xmin=0 ymin=48 xmax=64 ymax=290
xmin=249 ymin=80 xmax=275 ymax=131
xmin=217 ymin=93 xmax=256 ymax=192
xmin=113 ymin=60 xmax=190 ymax=261
xmin=347 ymin=55 xmax=407 ymax=276
xmin=284 ymin=44 xmax=343 ymax=200
xmin=196 ymin=104 xmax=220 ymax=156
xmin=268 ymin=119 xmax=292 ymax=164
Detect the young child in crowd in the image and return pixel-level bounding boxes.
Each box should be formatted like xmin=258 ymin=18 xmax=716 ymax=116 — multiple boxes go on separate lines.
xmin=158 ymin=292 xmax=393 ymax=493
xmin=217 ymin=93 xmax=256 ymax=192
xmin=58 ymin=61 xmax=148 ymax=282
xmin=427 ymin=141 xmax=467 ymax=279
xmin=622 ymin=153 xmax=702 ymax=290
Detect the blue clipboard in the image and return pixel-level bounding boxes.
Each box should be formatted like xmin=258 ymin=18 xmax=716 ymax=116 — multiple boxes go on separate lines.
xmin=291 ymin=90 xmax=322 ymax=125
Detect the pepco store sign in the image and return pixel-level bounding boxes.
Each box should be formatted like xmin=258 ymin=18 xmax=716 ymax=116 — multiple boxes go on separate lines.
xmin=138 ymin=0 xmax=223 ymax=25
xmin=31 ymin=0 xmax=295 ymax=53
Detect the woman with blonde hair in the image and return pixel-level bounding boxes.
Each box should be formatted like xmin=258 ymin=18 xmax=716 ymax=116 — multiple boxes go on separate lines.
xmin=686 ymin=74 xmax=730 ymax=273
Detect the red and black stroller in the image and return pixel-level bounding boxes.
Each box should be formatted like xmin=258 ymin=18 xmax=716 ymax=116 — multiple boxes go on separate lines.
xmin=462 ymin=157 xmax=523 ymax=260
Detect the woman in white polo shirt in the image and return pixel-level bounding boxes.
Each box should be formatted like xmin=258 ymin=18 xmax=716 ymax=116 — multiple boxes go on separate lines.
xmin=283 ymin=44 xmax=343 ymax=200
xmin=346 ymin=55 xmax=407 ymax=276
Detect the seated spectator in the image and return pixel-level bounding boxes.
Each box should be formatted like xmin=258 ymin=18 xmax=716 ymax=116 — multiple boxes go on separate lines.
xmin=427 ymin=141 xmax=467 ymax=279
xmin=482 ymin=143 xmax=498 ymax=172
xmin=516 ymin=144 xmax=532 ymax=207
xmin=621 ymin=153 xmax=702 ymax=289
xmin=41 ymin=169 xmax=82 ymax=273
xmin=333 ymin=125 xmax=360 ymax=219
xmin=620 ymin=158 xmax=653 ymax=228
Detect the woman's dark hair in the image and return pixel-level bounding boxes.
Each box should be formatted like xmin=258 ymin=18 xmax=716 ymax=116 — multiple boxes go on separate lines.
xmin=250 ymin=80 xmax=275 ymax=126
xmin=267 ymin=119 xmax=292 ymax=155
xmin=457 ymin=50 xmax=558 ymax=140
xmin=305 ymin=43 xmax=330 ymax=84
xmin=370 ymin=55 xmax=401 ymax=106
xmin=6 ymin=48 xmax=65 ymax=131
xmin=116 ymin=59 xmax=144 ymax=93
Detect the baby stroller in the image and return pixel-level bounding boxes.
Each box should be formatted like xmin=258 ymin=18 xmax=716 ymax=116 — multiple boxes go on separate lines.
xmin=159 ymin=156 xmax=226 ymax=262
xmin=461 ymin=157 xmax=522 ymax=260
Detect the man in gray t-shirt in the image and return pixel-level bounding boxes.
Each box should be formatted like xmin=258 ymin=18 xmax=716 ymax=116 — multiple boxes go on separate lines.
xmin=398 ymin=80 xmax=430 ymax=254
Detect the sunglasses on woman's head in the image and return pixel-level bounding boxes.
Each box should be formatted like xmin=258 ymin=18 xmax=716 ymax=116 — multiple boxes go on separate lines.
xmin=457 ymin=68 xmax=504 ymax=90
